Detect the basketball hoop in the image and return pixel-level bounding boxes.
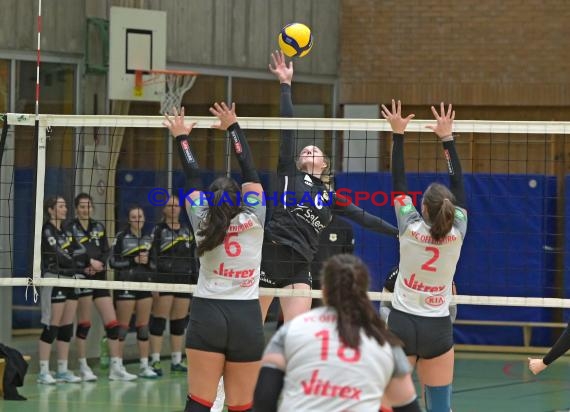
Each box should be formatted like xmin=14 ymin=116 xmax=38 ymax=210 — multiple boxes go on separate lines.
xmin=134 ymin=69 xmax=199 ymax=113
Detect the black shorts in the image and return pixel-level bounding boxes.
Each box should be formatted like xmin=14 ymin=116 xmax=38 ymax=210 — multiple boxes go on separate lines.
xmin=260 ymin=241 xmax=311 ymax=288
xmin=387 ymin=308 xmax=453 ymax=359
xmin=185 ymin=297 xmax=264 ymax=362
xmin=51 ymin=287 xmax=78 ymax=303
xmin=114 ymin=289 xmax=152 ymax=301
xmin=76 ymin=271 xmax=111 ymax=299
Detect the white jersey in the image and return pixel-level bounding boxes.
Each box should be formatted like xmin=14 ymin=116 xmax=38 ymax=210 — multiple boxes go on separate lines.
xmin=187 ymin=193 xmax=265 ymax=300
xmin=392 ymin=195 xmax=467 ymax=317
xmin=264 ymin=306 xmax=410 ymax=412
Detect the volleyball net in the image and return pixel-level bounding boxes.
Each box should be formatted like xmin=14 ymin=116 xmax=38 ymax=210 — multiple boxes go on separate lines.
xmin=2 ymin=113 xmax=570 ymax=346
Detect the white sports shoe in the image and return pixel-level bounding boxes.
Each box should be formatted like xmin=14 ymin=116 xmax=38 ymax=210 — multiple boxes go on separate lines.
xmin=80 ymin=366 xmax=98 ymax=382
xmin=138 ymin=366 xmax=158 ymax=379
xmin=109 ymin=365 xmax=138 ymax=381
xmin=55 ymin=370 xmax=82 ymax=383
xmin=37 ymin=372 xmax=57 ymax=385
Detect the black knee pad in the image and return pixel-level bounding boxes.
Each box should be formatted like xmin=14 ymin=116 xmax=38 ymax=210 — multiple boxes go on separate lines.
xmin=76 ymin=321 xmax=91 ymax=340
xmin=185 ymin=395 xmax=212 ymax=412
xmin=118 ymin=324 xmax=129 ymax=342
xmin=57 ymin=324 xmax=74 ymax=342
xmin=136 ymin=324 xmax=149 ymax=341
xmin=105 ymin=320 xmax=120 ymax=340
xmin=170 ymin=317 xmax=187 ymax=336
xmin=149 ymin=316 xmax=167 ymax=337
xmin=40 ymin=325 xmax=59 ymax=344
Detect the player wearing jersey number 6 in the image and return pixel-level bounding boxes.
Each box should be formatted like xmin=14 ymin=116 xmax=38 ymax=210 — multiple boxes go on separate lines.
xmin=382 ymin=101 xmax=468 ymax=412
xmin=164 ymin=104 xmax=265 ymax=412
xmin=253 ymin=254 xmax=421 ymax=412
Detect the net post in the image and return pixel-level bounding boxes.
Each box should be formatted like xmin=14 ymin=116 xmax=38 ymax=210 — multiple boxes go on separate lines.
xmin=32 ymin=120 xmax=47 ymax=284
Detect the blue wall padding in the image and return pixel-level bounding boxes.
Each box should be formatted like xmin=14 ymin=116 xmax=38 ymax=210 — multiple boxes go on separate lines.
xmin=11 ymin=169 xmax=558 ymax=345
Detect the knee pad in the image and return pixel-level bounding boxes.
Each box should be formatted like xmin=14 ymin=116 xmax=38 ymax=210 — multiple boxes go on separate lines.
xmin=425 ymin=384 xmax=452 ymax=412
xmin=136 ymin=324 xmax=149 ymax=341
xmin=149 ymin=316 xmax=167 ymax=337
xmin=40 ymin=325 xmax=59 ymax=344
xmin=169 ymin=317 xmax=187 ymax=336
xmin=76 ymin=321 xmax=92 ymax=340
xmin=118 ymin=324 xmax=129 ymax=342
xmin=57 ymin=324 xmax=74 ymax=342
xmin=105 ymin=320 xmax=120 ymax=340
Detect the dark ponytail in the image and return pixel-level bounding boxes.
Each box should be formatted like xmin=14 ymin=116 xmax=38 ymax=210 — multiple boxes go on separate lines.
xmin=196 ymin=177 xmax=243 ymax=256
xmin=423 ymin=183 xmax=456 ymax=241
xmin=321 ymin=254 xmax=402 ymax=349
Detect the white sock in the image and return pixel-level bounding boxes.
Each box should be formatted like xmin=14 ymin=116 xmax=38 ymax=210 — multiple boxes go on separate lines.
xmin=151 ymin=353 xmax=160 ymax=363
xmin=171 ymin=352 xmax=182 ymax=365
xmin=111 ymin=357 xmax=121 ymax=368
xmin=79 ymin=358 xmax=89 ymax=370
xmin=57 ymin=360 xmax=68 ymax=374
xmin=39 ymin=360 xmax=50 ymax=374
xmin=140 ymin=357 xmax=149 ymax=369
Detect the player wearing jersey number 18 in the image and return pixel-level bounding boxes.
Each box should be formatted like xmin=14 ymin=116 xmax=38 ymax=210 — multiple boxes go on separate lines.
xmin=382 ymin=101 xmax=468 ymax=412
xmin=253 ymin=254 xmax=421 ymax=412
xmin=163 ymin=103 xmax=265 ymax=412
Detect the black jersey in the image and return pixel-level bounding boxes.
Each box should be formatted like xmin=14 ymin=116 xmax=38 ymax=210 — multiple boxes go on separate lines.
xmin=151 ymin=222 xmax=197 ymax=275
xmin=41 ymin=221 xmax=89 ymax=276
xmin=109 ymin=228 xmax=153 ymax=282
xmin=265 ymin=84 xmax=398 ymax=263
xmin=65 ymin=218 xmax=110 ymax=263
xmin=311 ymin=215 xmax=355 ymax=283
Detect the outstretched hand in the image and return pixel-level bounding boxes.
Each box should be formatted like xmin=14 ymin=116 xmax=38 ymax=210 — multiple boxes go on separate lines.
xmin=209 ymin=102 xmax=237 ymax=131
xmin=381 ymin=99 xmax=415 ymax=134
xmin=426 ymin=102 xmax=455 ymax=139
xmin=163 ymin=107 xmax=197 ymax=137
xmin=269 ymin=50 xmax=293 ymax=84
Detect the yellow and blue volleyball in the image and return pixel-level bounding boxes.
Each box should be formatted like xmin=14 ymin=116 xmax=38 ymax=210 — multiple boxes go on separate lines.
xmin=278 ymin=23 xmax=313 ymax=58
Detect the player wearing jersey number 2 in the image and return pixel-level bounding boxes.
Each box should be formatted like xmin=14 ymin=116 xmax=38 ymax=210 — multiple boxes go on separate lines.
xmin=164 ymin=103 xmax=265 ymax=412
xmin=382 ymin=100 xmax=468 ymax=412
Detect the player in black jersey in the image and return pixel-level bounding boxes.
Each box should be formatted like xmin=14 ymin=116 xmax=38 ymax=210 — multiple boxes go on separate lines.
xmin=149 ymin=194 xmax=196 ymax=375
xmin=66 ymin=193 xmax=131 ymax=381
xmin=109 ymin=205 xmax=156 ymax=379
xmin=259 ymin=51 xmax=399 ymax=323
xmin=38 ymin=196 xmax=89 ymax=384
xmin=529 ymin=326 xmax=570 ymax=375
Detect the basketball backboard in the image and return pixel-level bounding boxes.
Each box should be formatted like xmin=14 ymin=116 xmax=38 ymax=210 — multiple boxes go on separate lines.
xmin=108 ymin=7 xmax=166 ymax=101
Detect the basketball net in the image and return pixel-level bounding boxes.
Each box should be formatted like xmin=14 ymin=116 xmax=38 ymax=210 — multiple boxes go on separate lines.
xmin=160 ymin=72 xmax=197 ymax=114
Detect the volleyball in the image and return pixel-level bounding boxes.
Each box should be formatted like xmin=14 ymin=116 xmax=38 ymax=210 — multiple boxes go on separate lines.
xmin=278 ymin=23 xmax=313 ymax=58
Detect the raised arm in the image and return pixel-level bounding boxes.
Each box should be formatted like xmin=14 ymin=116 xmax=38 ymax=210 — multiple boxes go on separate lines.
xmin=269 ymin=51 xmax=296 ymax=175
xmin=381 ymin=100 xmax=415 ymax=194
xmin=426 ymin=102 xmax=467 ymax=209
xmin=209 ymin=102 xmax=263 ymax=196
xmin=163 ymin=107 xmax=201 ymax=207
xmin=333 ymin=201 xmax=398 ymax=238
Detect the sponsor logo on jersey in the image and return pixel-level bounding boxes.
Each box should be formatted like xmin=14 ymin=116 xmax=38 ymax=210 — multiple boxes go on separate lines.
xmin=213 ymin=262 xmax=255 ymax=279
xmin=425 ymin=294 xmax=445 ymax=307
xmin=301 ymin=370 xmax=362 ymax=400
xmin=304 ymin=175 xmax=313 ymax=187
xmin=291 ymin=206 xmax=326 ymax=232
xmin=329 ymin=233 xmax=337 ymax=242
xmin=228 ymin=219 xmax=254 ymax=233
xmin=403 ymin=273 xmax=445 ymax=293
xmin=454 ymin=208 xmax=466 ymax=221
xmin=399 ymin=203 xmax=414 ymax=215
xmin=240 ymin=278 xmax=255 ymax=288
xmin=47 ymin=236 xmax=57 ymax=246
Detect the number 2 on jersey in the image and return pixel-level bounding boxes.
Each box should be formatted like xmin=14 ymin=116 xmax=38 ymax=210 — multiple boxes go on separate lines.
xmin=421 ymin=246 xmax=439 ymax=272
xmin=224 ymin=233 xmax=241 ymax=257
xmin=315 ymin=329 xmax=361 ymax=363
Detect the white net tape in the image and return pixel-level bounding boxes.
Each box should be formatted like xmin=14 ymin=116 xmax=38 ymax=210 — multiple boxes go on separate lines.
xmin=159 ymin=73 xmax=197 ymax=115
